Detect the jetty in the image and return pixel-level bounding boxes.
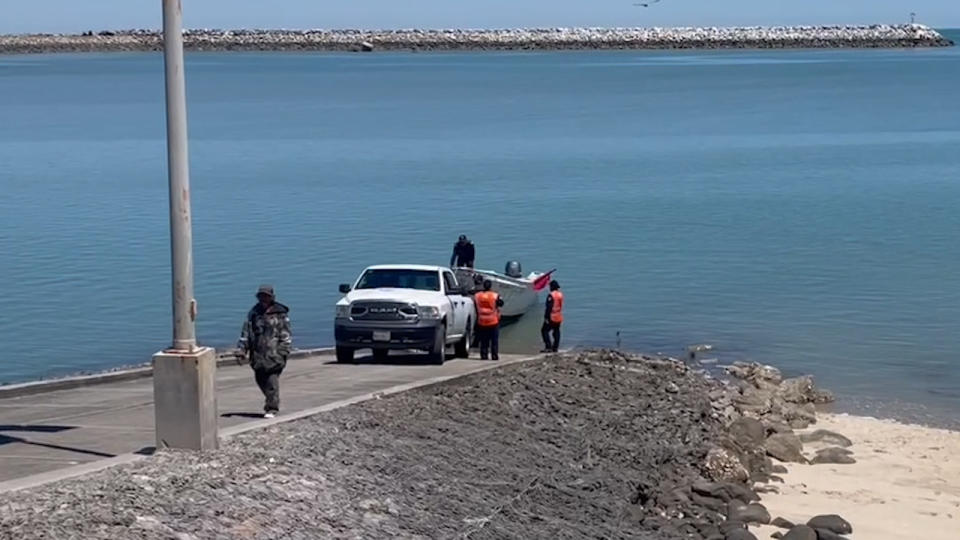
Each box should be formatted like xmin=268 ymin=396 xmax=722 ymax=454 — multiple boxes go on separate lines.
xmin=0 ymin=350 xmax=539 ymax=488
xmin=0 ymin=24 xmax=953 ymax=55
xmin=1 ymin=350 xmax=959 ymax=539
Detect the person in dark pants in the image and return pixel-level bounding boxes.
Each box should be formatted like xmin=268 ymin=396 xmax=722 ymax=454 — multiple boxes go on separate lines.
xmin=541 ymin=280 xmax=563 ymax=352
xmin=450 ymin=235 xmax=476 ymax=268
xmin=474 ymin=280 xmax=504 ymax=360
xmin=238 ymin=285 xmax=292 ymax=418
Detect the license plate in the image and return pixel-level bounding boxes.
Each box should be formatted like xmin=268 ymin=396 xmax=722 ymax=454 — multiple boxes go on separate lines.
xmin=372 ymin=330 xmax=391 ymax=342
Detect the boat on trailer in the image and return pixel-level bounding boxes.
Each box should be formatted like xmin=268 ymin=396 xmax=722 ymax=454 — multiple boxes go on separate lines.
xmin=453 ymin=261 xmax=553 ymax=323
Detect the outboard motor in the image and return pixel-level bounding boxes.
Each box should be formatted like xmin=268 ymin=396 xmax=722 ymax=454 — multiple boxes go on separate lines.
xmin=504 ymin=261 xmax=523 ymax=278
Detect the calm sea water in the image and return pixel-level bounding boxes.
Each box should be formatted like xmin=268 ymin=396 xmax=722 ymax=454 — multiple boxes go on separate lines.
xmin=2 ymin=33 xmax=959 ymax=425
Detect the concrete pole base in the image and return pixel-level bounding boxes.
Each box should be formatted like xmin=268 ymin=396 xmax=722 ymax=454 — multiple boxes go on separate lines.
xmin=152 ymin=347 xmax=218 ymax=451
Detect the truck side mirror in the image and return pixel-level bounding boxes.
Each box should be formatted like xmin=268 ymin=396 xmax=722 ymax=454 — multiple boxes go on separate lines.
xmin=338 ymin=284 xmax=351 ymax=294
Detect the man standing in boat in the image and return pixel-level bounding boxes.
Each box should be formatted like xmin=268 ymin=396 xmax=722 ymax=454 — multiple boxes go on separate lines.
xmin=450 ymin=235 xmax=476 ymax=268
xmin=541 ymin=280 xmax=563 ymax=353
xmin=474 ymin=279 xmax=504 ymax=360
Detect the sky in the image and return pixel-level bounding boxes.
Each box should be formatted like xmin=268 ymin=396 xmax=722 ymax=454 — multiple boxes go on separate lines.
xmin=2 ymin=1 xmax=957 ymax=35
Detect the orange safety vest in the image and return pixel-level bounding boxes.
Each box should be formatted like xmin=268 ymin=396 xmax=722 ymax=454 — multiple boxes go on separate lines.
xmin=549 ymin=291 xmax=564 ymax=324
xmin=475 ymin=291 xmax=501 ymax=327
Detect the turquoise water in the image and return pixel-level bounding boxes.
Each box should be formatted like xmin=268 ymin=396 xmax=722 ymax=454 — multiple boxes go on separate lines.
xmin=2 ymin=34 xmax=959 ymax=424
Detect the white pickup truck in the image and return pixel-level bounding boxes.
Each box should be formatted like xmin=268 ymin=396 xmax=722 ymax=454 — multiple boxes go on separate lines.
xmin=334 ymin=264 xmax=476 ymax=364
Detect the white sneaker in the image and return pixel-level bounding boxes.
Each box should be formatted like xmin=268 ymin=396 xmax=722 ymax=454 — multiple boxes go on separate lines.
xmin=263 ymin=412 xmax=276 ymax=419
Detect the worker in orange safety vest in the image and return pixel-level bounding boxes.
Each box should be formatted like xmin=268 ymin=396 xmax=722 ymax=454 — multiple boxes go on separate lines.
xmin=474 ymin=280 xmax=504 ymax=360
xmin=541 ymin=280 xmax=563 ymax=353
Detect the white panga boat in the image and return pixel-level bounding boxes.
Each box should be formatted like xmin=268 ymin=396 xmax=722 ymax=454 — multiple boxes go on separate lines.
xmin=453 ymin=262 xmax=554 ymax=322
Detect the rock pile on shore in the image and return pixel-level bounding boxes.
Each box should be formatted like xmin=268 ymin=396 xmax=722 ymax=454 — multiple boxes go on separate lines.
xmin=0 ymin=24 xmax=952 ymax=54
xmin=711 ymin=361 xmax=862 ymax=539
xmin=0 ymin=350 xmax=857 ymax=539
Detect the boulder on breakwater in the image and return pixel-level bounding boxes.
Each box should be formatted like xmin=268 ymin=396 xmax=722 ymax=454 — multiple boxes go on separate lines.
xmin=0 ymin=24 xmax=953 ymax=54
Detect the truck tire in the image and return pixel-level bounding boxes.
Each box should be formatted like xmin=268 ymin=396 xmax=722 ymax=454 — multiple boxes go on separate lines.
xmin=335 ymin=346 xmax=354 ymax=363
xmin=454 ymin=321 xmax=471 ymax=359
xmin=428 ymin=324 xmax=446 ymax=365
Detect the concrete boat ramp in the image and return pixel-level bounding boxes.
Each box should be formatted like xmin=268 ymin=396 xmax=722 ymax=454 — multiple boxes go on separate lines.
xmin=0 ymin=351 xmax=541 ymax=490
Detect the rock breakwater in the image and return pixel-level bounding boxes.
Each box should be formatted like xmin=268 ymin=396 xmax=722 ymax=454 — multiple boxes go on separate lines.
xmin=0 ymin=24 xmax=953 ymax=54
xmin=0 ymin=350 xmax=858 ymax=540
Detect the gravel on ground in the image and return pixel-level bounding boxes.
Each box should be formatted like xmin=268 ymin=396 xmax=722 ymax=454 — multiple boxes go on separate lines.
xmin=0 ymin=351 xmax=735 ymax=540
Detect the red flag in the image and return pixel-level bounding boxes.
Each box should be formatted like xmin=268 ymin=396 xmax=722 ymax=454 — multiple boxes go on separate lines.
xmin=532 ymin=269 xmax=556 ymax=292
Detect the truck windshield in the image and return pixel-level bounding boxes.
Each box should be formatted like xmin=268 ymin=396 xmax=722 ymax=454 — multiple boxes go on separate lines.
xmin=355 ymin=269 xmax=441 ymax=292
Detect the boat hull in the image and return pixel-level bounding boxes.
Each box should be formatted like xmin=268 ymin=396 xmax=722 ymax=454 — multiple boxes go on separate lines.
xmin=453 ymin=268 xmax=542 ymax=320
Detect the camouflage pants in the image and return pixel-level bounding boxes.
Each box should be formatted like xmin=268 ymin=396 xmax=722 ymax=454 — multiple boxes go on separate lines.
xmin=254 ymin=365 xmax=284 ymax=413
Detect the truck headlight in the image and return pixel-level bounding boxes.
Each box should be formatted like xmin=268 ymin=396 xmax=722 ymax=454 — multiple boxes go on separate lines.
xmin=417 ymin=306 xmax=440 ymax=319
xmin=336 ymin=305 xmax=350 ymax=318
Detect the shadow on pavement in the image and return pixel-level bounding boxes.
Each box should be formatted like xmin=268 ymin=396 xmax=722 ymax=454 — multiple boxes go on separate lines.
xmin=0 ymin=425 xmax=74 ymax=436
xmin=221 ymin=412 xmax=266 ymax=419
xmin=323 ymin=351 xmax=453 ymax=366
xmin=0 ymin=424 xmax=116 ymax=458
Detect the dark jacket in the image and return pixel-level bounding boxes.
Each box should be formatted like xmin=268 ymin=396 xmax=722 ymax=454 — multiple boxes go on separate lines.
xmin=238 ymin=302 xmax=292 ymax=371
xmin=451 ymin=242 xmax=476 ymax=267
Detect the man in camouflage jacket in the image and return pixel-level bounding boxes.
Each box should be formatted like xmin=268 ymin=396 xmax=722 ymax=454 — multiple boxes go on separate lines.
xmin=238 ymin=284 xmax=292 ymax=418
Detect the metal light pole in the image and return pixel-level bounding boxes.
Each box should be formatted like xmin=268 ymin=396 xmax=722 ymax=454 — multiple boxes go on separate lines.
xmin=162 ymin=0 xmax=197 ymax=352
xmin=153 ymin=0 xmax=218 ymax=451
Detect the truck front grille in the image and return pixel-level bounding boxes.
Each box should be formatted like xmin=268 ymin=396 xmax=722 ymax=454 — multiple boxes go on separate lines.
xmin=350 ymin=302 xmax=417 ymax=321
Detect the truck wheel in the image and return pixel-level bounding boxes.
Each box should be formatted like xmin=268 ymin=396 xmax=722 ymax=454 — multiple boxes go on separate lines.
xmin=454 ymin=322 xmax=471 ymax=359
xmin=335 ymin=346 xmax=354 ymax=363
xmin=429 ymin=324 xmax=446 ymax=365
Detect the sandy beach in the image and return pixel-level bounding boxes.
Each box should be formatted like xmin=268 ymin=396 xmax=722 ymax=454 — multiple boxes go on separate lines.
xmin=753 ymin=413 xmax=960 ymax=540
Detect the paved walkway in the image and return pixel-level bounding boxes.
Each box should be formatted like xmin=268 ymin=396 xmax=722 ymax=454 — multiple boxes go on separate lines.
xmin=0 ymin=351 xmax=535 ymax=485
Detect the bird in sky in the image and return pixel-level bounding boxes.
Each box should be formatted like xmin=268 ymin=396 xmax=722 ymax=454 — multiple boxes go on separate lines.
xmin=633 ymin=0 xmax=662 ymax=7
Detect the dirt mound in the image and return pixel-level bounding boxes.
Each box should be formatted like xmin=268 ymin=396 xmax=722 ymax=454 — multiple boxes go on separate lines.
xmin=0 ymin=351 xmax=741 ymax=539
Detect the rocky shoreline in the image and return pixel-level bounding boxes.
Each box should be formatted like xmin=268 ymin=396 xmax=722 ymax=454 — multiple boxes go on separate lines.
xmin=0 ymin=25 xmax=953 ymax=55
xmin=0 ymin=350 xmax=866 ymax=539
